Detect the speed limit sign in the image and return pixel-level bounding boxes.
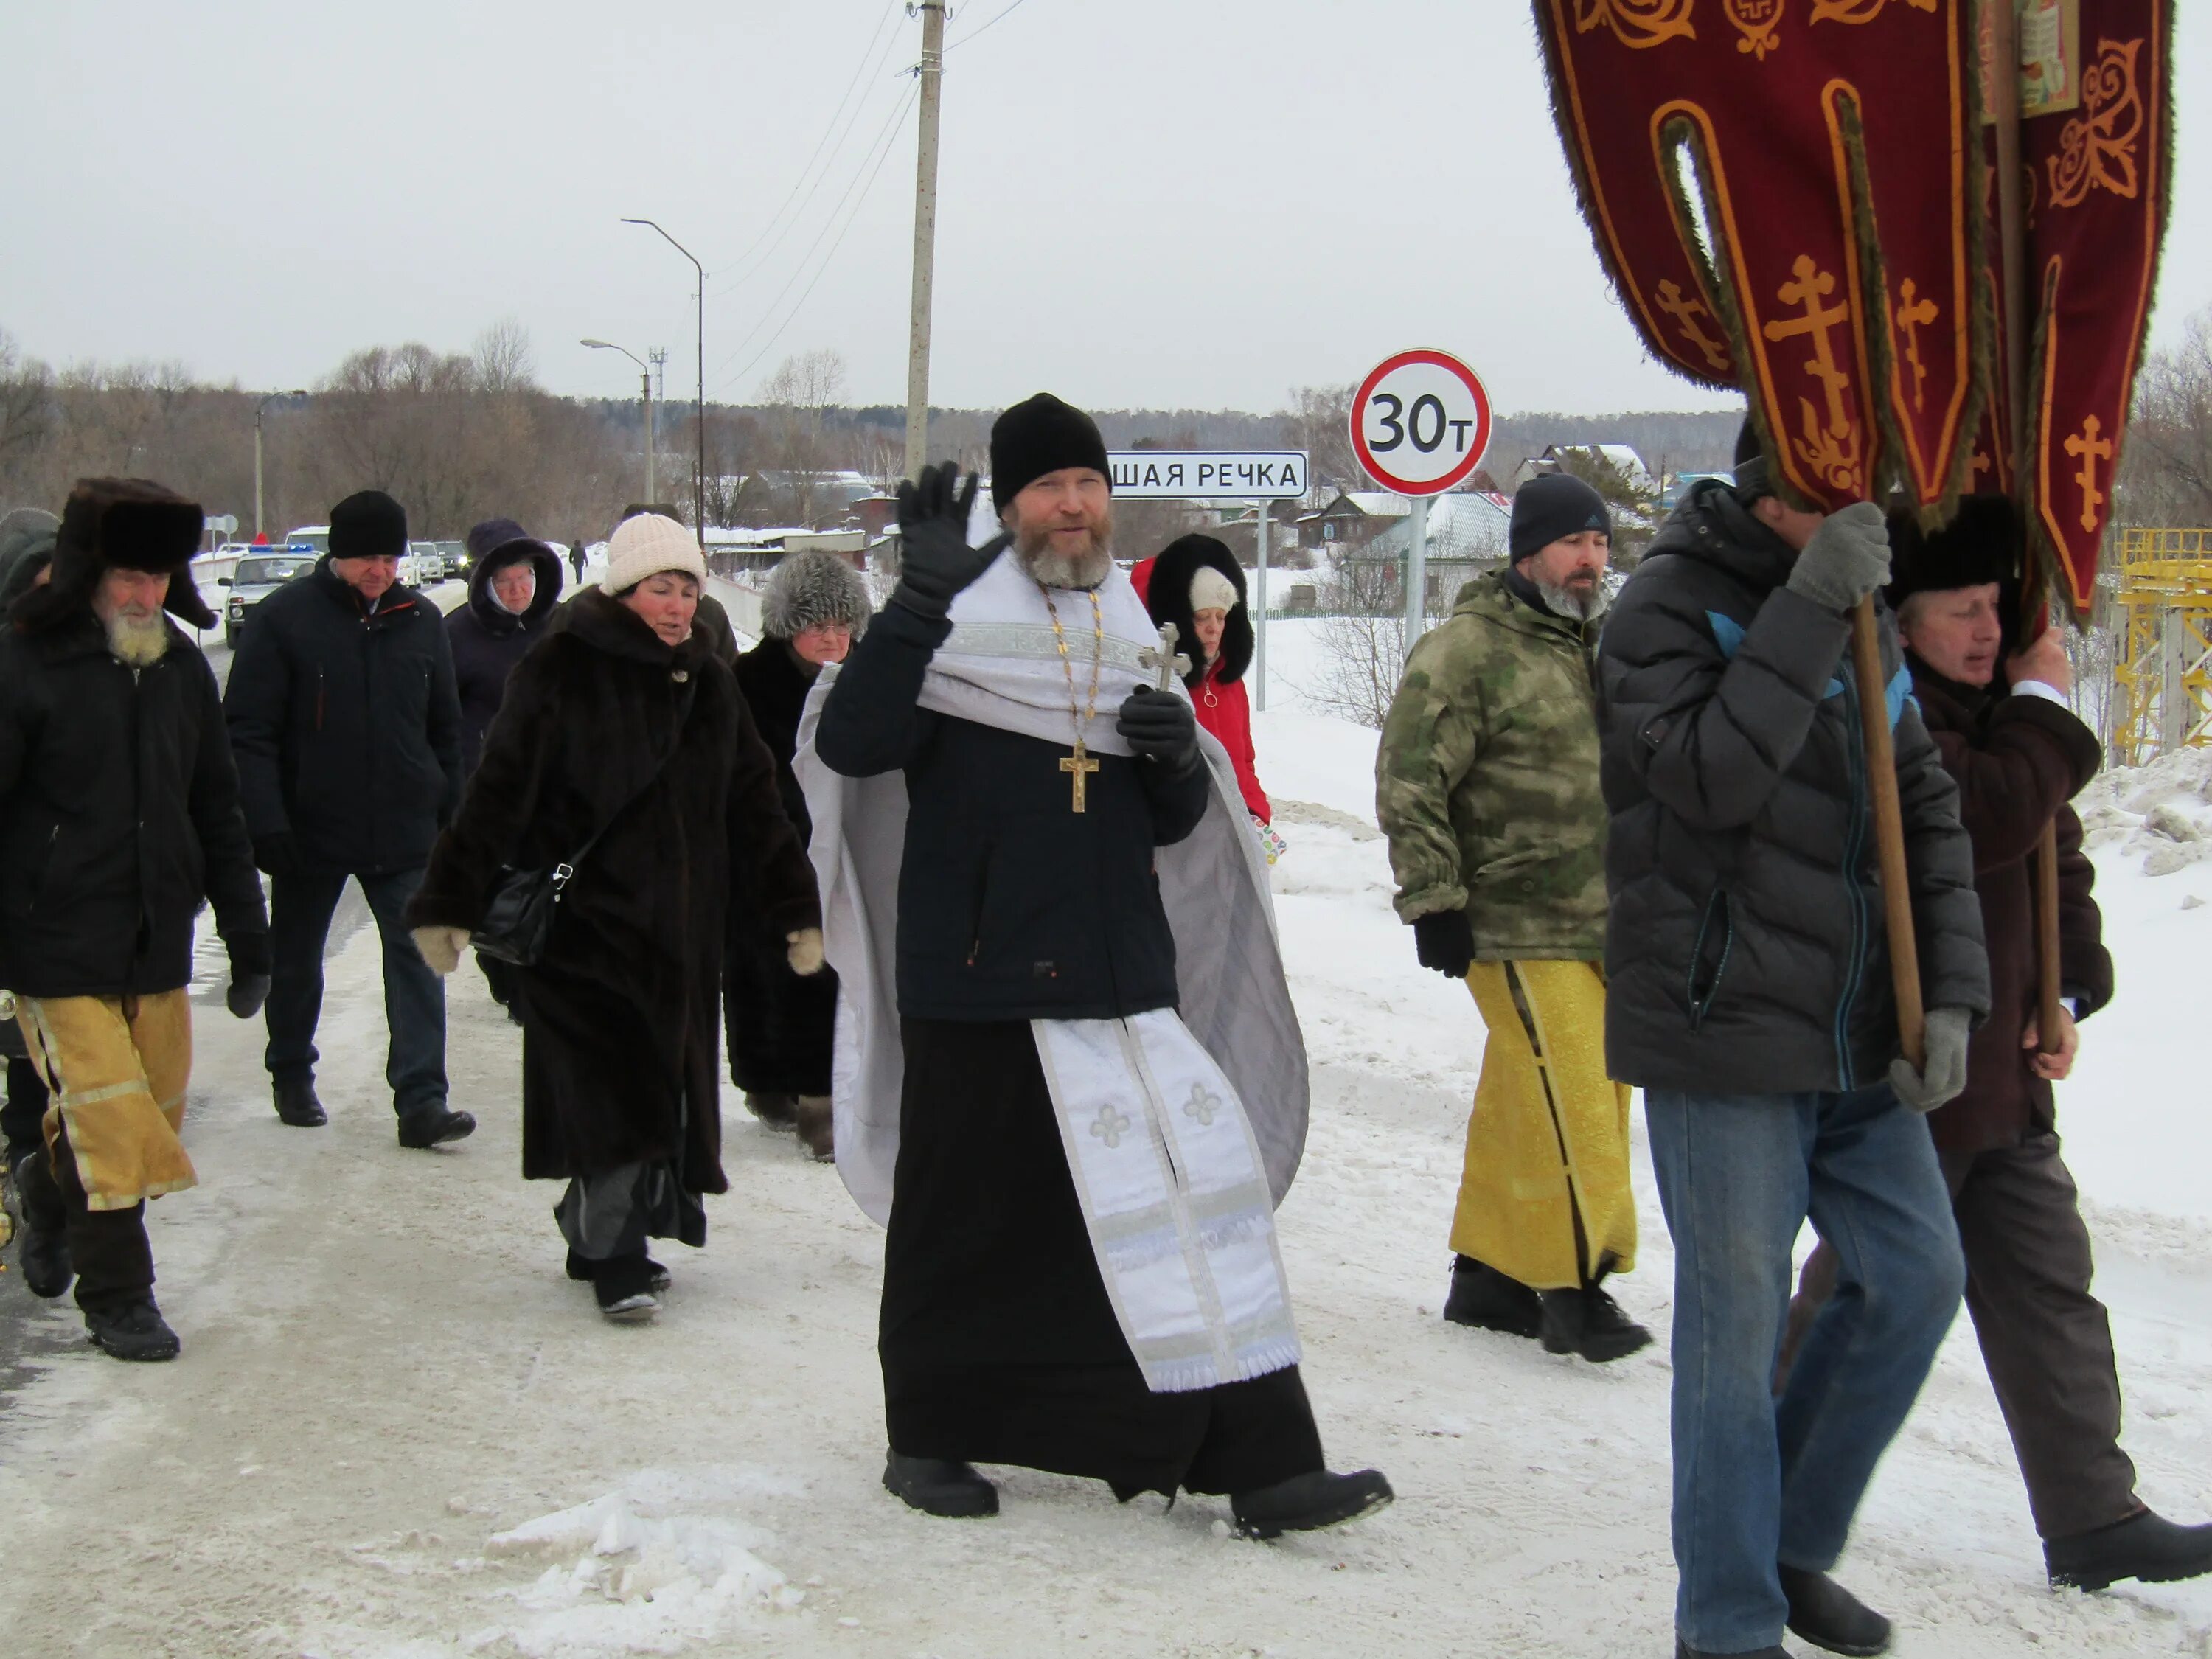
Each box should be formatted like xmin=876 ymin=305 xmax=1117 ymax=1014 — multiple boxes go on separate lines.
xmin=1350 ymin=348 xmax=1493 ymax=496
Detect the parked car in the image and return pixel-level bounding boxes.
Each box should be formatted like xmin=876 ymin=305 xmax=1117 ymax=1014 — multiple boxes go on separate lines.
xmin=219 ymin=546 xmax=316 ymax=648
xmin=436 ymin=539 xmax=468 ymax=578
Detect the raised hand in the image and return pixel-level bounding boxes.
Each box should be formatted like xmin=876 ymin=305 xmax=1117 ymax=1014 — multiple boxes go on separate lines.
xmin=891 ymin=464 xmax=1012 ymax=622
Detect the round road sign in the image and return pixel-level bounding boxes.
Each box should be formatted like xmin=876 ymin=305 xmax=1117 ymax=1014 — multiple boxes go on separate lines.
xmin=1350 ymin=348 xmax=1493 ymax=497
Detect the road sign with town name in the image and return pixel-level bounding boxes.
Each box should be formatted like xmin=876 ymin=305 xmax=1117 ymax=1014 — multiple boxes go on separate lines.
xmin=1351 ymin=349 xmax=1493 ymax=498
xmin=1107 ymin=451 xmax=1309 ymax=501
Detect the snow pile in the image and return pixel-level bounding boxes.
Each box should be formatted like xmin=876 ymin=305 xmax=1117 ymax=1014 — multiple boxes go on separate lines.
xmin=2077 ymin=748 xmax=2212 ymax=876
xmin=470 ymin=1467 xmax=807 ymax=1656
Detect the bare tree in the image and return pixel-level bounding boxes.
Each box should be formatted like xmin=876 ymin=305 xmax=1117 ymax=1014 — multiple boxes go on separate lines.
xmin=1276 ymin=383 xmax=1361 ymax=493
xmin=756 ymin=349 xmax=852 ymax=525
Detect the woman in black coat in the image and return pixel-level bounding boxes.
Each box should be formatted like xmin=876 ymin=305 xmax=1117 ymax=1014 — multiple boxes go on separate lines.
xmin=408 ymin=516 xmax=822 ymax=1322
xmin=727 ymin=549 xmax=872 ymax=1160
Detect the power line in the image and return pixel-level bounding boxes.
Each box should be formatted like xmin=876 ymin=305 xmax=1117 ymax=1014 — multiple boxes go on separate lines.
xmin=712 ymin=83 xmax=919 ymax=398
xmin=945 ymin=0 xmax=1036 ymax=51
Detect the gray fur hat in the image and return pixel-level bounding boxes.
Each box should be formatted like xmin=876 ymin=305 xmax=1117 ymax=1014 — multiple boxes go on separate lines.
xmin=762 ymin=549 xmax=871 ymax=640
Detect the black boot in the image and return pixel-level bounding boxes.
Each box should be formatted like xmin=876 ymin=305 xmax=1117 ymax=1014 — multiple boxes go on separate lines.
xmin=1676 ymin=1644 xmax=1788 ymax=1659
xmin=745 ymin=1091 xmax=799 ymax=1130
xmin=397 ymin=1104 xmax=476 ymax=1148
xmin=1231 ymin=1469 xmax=1394 ymax=1540
xmin=1777 ymin=1564 xmax=1891 ymax=1655
xmin=12 ymin=1146 xmax=72 ymax=1299
xmin=566 ymin=1248 xmax=670 ymax=1293
xmin=84 ymin=1299 xmax=181 ymax=1362
xmin=1442 ymin=1255 xmax=1541 ymax=1338
xmin=883 ymin=1450 xmax=999 ymax=1517
xmin=591 ymin=1253 xmax=661 ymax=1324
xmin=273 ymin=1077 xmax=327 ymax=1127
xmin=1540 ymin=1281 xmax=1652 ymax=1363
xmin=2046 ymin=1508 xmax=2212 ymax=1590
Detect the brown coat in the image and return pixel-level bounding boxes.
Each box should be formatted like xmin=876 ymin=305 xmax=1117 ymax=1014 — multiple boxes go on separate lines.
xmin=408 ymin=588 xmax=819 ymax=1189
xmin=1912 ymin=661 xmax=2110 ymax=1153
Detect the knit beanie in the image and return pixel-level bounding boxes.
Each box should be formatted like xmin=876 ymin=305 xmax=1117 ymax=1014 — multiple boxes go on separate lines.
xmin=329 ymin=490 xmax=408 ymax=560
xmin=762 ymin=548 xmax=872 ymax=640
xmin=1509 ymin=473 xmax=1612 ymax=562
xmin=1189 ymin=564 xmax=1239 ymax=613
xmin=990 ymin=393 xmax=1111 ymax=513
xmin=605 ymin=512 xmax=706 ymax=593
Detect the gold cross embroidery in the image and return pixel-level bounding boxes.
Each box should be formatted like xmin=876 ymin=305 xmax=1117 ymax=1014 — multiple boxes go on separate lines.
xmin=1762 ymin=256 xmax=1854 ymax=441
xmin=1060 ymin=738 xmax=1100 ymax=813
xmin=1895 ymin=278 xmax=1938 ymax=414
xmin=1655 ymin=279 xmax=1728 ymax=372
xmin=2064 ymin=415 xmax=2114 ymax=534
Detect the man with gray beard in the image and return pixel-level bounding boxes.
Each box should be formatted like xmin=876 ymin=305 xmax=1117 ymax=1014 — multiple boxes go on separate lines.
xmin=807 ymin=395 xmax=1391 ymax=1537
xmin=0 ymin=479 xmax=268 ymax=1360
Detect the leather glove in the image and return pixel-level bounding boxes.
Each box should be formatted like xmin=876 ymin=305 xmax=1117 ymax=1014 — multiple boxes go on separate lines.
xmin=1784 ymin=501 xmax=1893 ymax=613
xmin=1116 ymin=689 xmax=1200 ymax=775
xmin=787 ymin=927 xmax=826 ymax=976
xmin=1888 ymin=1006 xmax=1972 ymax=1113
xmin=252 ymin=832 xmax=301 ymax=879
xmin=411 ymin=925 xmax=470 ymax=977
xmin=891 ymin=463 xmax=1012 ymax=622
xmin=226 ymin=973 xmax=270 ymax=1020
xmin=1413 ymin=911 xmax=1475 ymax=979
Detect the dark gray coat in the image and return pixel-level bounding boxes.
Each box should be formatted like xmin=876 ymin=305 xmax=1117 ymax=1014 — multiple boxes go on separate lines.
xmin=1596 ymin=481 xmax=1989 ymax=1094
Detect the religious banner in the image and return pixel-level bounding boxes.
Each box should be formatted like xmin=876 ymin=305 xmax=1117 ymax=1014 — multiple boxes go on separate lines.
xmin=1535 ymin=0 xmax=1987 ymax=518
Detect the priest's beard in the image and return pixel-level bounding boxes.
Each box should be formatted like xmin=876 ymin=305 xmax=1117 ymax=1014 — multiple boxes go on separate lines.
xmin=105 ymin=608 xmax=170 ymax=667
xmin=1012 ymin=510 xmax=1115 ymax=591
xmin=1537 ymin=578 xmax=1610 ymax=622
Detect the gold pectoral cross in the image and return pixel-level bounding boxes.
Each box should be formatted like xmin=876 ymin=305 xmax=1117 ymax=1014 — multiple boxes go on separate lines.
xmin=1061 ymin=739 xmax=1100 ymax=813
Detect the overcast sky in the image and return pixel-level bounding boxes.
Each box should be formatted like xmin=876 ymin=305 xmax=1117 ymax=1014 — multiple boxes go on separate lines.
xmin=7 ymin=1 xmax=2209 ymax=417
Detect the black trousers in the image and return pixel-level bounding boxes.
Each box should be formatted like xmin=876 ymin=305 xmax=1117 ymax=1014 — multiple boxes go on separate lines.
xmin=265 ymin=865 xmax=448 ymax=1116
xmin=16 ymin=1119 xmax=153 ymax=1315
xmin=882 ymin=1016 xmax=1325 ymax=1498
xmin=1 ymin=1054 xmax=49 ymax=1165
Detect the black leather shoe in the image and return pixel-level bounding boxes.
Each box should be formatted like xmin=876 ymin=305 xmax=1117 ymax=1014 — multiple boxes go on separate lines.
xmin=273 ymin=1077 xmax=327 ymax=1127
xmin=883 ymin=1451 xmax=999 ymax=1517
xmin=397 ymin=1105 xmax=476 ymax=1148
xmin=1442 ymin=1256 xmax=1541 ymax=1338
xmin=1540 ymin=1283 xmax=1653 ymax=1363
xmin=1677 ymin=1642 xmax=1788 ymax=1659
xmin=2047 ymin=1508 xmax=2212 ymax=1590
xmin=591 ymin=1254 xmax=661 ymax=1324
xmin=1778 ymin=1563 xmax=1892 ymax=1656
xmin=1231 ymin=1468 xmax=1394 ymax=1540
xmin=566 ymin=1248 xmax=671 ymax=1293
xmin=85 ymin=1299 xmax=181 ymax=1362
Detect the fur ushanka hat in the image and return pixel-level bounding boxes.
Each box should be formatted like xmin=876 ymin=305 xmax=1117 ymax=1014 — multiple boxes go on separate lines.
xmin=14 ymin=478 xmax=210 ymax=633
xmin=762 ymin=549 xmax=871 ymax=641
xmin=1885 ymin=494 xmax=2020 ymax=609
xmin=1142 ymin=534 xmax=1253 ymax=689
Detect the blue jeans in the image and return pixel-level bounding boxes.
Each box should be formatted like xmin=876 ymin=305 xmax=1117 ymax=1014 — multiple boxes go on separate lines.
xmin=265 ymin=865 xmax=448 ymax=1119
xmin=1644 ymin=1085 xmax=1964 ymax=1654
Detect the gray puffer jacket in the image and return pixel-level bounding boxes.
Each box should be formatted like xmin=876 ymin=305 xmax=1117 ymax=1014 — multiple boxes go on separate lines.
xmin=1596 ymin=480 xmax=1989 ymax=1095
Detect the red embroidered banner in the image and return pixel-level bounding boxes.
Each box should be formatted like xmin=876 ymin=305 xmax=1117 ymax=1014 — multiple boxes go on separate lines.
xmin=1537 ymin=0 xmax=1986 ymax=517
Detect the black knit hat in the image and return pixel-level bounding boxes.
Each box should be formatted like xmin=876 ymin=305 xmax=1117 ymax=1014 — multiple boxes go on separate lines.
xmin=1509 ymin=473 xmax=1612 ymax=562
xmin=13 ymin=477 xmax=212 ymax=633
xmin=329 ymin=490 xmax=408 ymax=560
xmin=1885 ymin=495 xmax=2019 ymax=609
xmin=990 ymin=393 xmax=1111 ymax=514
xmin=1731 ymin=415 xmax=1772 ymax=501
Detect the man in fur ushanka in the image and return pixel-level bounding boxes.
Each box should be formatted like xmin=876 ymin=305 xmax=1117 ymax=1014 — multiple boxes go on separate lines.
xmin=802 ymin=394 xmax=1391 ymax=1537
xmin=0 ymin=479 xmax=269 ymax=1361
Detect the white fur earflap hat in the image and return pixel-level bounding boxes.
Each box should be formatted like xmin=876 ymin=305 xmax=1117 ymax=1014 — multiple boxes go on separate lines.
xmin=605 ymin=512 xmax=706 ymax=594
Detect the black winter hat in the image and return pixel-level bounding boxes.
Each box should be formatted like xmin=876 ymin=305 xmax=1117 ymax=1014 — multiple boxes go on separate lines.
xmin=1731 ymin=414 xmax=1772 ymax=501
xmin=14 ymin=478 xmax=212 ymax=633
xmin=1509 ymin=473 xmax=1612 ymax=562
xmin=1143 ymin=534 xmax=1253 ymax=689
xmin=466 ymin=518 xmax=529 ymax=563
xmin=990 ymin=393 xmax=1111 ymax=514
xmin=0 ymin=508 xmax=59 ymax=611
xmin=329 ymin=490 xmax=408 ymax=560
xmin=1885 ymin=495 xmax=2019 ymax=609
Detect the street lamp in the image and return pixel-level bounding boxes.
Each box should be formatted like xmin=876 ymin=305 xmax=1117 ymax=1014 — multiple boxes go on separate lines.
xmin=582 ymin=338 xmax=655 ymax=504
xmin=622 ymin=218 xmax=706 ymax=538
xmin=254 ymin=389 xmax=307 ymax=540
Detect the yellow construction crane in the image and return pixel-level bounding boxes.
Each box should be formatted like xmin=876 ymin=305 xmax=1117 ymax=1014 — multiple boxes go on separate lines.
xmin=2110 ymin=527 xmax=2212 ymax=766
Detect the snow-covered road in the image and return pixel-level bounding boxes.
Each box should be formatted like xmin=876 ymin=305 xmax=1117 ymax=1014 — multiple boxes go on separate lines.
xmin=5 ymin=702 xmax=2212 ymax=1658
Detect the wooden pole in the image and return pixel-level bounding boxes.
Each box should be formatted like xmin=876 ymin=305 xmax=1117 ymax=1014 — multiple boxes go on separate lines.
xmin=1987 ymin=0 xmax=2067 ymax=1051
xmin=1855 ymin=594 xmax=1927 ymax=1070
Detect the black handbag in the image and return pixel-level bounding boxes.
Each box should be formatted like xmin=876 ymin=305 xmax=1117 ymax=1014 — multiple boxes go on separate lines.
xmin=471 ymin=685 xmax=696 ymax=967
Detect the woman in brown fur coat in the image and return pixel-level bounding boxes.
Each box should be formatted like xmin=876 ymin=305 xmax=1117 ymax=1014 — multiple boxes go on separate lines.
xmin=408 ymin=515 xmax=822 ymax=1323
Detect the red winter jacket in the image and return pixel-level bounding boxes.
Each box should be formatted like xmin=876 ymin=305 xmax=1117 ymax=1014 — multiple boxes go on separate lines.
xmin=1130 ymin=556 xmax=1270 ymax=822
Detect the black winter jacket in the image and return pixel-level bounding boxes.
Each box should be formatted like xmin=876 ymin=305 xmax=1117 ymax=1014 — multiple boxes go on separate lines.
xmin=1596 ymin=481 xmax=1989 ymax=1094
xmin=815 ymin=599 xmax=1210 ymax=1022
xmin=449 ymin=543 xmax=565 ymax=775
xmin=0 ymin=613 xmax=268 ymax=998
xmin=223 ymin=560 xmax=463 ymax=874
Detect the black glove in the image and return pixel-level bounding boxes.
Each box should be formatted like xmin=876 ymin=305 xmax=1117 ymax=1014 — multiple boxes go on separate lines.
xmin=1116 ymin=689 xmax=1200 ymax=775
xmin=891 ymin=463 xmax=1011 ymax=622
xmin=227 ymin=973 xmax=271 ymax=1020
xmin=252 ymin=833 xmax=300 ymax=878
xmin=1413 ymin=911 xmax=1475 ymax=978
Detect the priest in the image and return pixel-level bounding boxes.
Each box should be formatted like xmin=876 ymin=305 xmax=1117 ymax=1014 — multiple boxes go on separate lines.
xmin=803 ymin=394 xmax=1390 ymax=1538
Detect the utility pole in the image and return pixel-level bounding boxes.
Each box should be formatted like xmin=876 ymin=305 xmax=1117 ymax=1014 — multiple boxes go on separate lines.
xmin=583 ymin=338 xmax=658 ymax=506
xmin=903 ymin=0 xmax=947 ymax=482
xmin=254 ymin=389 xmax=306 ymax=540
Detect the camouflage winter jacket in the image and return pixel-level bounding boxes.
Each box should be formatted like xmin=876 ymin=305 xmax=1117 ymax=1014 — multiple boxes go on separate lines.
xmin=1376 ymin=569 xmax=1607 ymax=960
